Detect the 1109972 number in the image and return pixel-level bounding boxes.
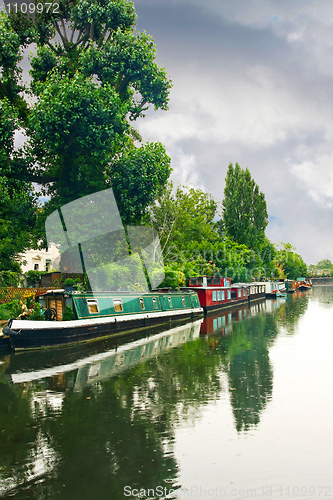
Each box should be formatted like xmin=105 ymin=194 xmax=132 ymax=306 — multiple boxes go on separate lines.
xmin=4 ymin=2 xmax=59 ymax=15
xmin=278 ymin=485 xmax=332 ymax=497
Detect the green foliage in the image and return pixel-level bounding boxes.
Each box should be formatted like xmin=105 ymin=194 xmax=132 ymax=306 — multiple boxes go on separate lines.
xmin=0 ymin=271 xmax=21 ymax=287
xmin=88 ymin=252 xmax=147 ymax=291
xmin=27 ymin=302 xmax=45 ymax=321
xmin=112 ymin=142 xmax=171 ymax=224
xmin=274 ymin=242 xmax=308 ymax=280
xmin=316 ymin=259 xmax=332 ymax=269
xmin=310 ymin=259 xmax=333 ymax=276
xmin=159 ymin=263 xmax=185 ymax=288
xmin=62 ymin=306 xmax=75 ymax=321
xmin=25 ymin=270 xmax=42 ymax=285
xmin=0 ymin=303 xmax=12 ymax=320
xmin=63 ymin=277 xmax=76 ymax=286
xmin=145 ymin=182 xmax=218 ymax=262
xmin=222 ymin=163 xmax=268 ymax=251
xmin=0 ymin=100 xmax=38 ymax=270
xmin=0 ymin=299 xmax=22 ymax=320
xmin=0 ymin=1 xmax=172 ymax=239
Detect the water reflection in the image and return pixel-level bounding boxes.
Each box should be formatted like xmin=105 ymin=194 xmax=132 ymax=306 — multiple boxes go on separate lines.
xmin=0 ymin=294 xmax=310 ymax=499
xmin=311 ymin=284 xmax=333 ymax=306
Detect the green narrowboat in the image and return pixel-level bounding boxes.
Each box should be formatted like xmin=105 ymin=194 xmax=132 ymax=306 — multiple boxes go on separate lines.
xmin=4 ymin=289 xmax=203 ymax=350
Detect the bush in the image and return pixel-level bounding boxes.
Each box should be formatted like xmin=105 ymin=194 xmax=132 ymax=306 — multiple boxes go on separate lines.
xmin=28 ymin=303 xmax=45 ymax=321
xmin=63 ymin=278 xmax=76 ymax=287
xmin=0 ymin=304 xmax=12 ymax=321
xmin=25 ymin=270 xmax=42 ymax=286
xmin=159 ymin=263 xmax=185 ymax=289
xmin=0 ymin=300 xmax=23 ymax=320
xmin=62 ymin=306 xmax=75 ymax=321
xmin=0 ymin=271 xmax=21 ymax=287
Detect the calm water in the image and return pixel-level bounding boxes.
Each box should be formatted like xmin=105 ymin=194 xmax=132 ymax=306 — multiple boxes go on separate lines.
xmin=1 ymin=287 xmax=333 ymax=500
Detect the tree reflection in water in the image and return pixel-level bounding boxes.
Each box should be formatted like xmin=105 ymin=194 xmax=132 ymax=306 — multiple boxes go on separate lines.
xmin=0 ymin=294 xmax=310 ymax=498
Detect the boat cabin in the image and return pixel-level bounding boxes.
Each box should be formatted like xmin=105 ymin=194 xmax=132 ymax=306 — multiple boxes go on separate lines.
xmin=231 ymin=283 xmax=249 ymax=301
xmin=187 ymin=276 xmax=232 ymax=287
xmin=182 ymin=276 xmax=232 ymax=312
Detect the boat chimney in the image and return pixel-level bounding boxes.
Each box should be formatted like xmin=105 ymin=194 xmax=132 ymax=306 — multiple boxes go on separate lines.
xmin=203 ymin=276 xmax=207 ymax=287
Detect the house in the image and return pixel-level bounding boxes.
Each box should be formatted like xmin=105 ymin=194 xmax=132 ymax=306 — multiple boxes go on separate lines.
xmin=19 ymin=243 xmax=60 ymax=273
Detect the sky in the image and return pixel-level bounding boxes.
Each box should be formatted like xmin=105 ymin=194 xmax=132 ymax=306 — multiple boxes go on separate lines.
xmin=132 ymin=0 xmax=333 ymax=265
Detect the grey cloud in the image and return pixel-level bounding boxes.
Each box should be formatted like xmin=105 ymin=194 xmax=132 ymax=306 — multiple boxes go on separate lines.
xmin=134 ymin=0 xmax=333 ymax=263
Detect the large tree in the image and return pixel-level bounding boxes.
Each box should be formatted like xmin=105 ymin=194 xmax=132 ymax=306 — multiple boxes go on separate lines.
xmin=222 ymin=162 xmax=268 ymax=251
xmin=0 ymin=0 xmax=172 ymax=236
xmin=0 ymin=74 xmax=37 ymax=270
xmin=145 ymin=182 xmax=218 ymax=262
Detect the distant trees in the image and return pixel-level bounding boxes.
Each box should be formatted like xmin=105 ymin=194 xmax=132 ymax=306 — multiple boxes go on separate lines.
xmin=146 ymin=174 xmax=309 ymax=284
xmin=308 ymin=259 xmax=333 ymax=276
xmin=274 ymin=243 xmax=307 ymax=280
xmin=222 ymin=163 xmax=268 ymax=252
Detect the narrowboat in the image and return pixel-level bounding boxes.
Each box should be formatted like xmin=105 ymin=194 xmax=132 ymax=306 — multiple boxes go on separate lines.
xmin=181 ymin=276 xmax=233 ymax=312
xmin=181 ymin=276 xmax=265 ymax=313
xmin=296 ymin=278 xmax=312 ymax=290
xmin=263 ymin=281 xmax=286 ymax=297
xmin=3 ymin=289 xmax=203 ymax=350
xmin=231 ymin=282 xmax=267 ymax=301
xmin=284 ymin=280 xmax=296 ymax=293
xmin=246 ymin=282 xmax=266 ymax=300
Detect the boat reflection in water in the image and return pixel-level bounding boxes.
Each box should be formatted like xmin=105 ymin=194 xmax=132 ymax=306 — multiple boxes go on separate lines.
xmin=9 ymin=320 xmax=203 ymax=387
xmin=199 ymin=295 xmax=286 ymax=337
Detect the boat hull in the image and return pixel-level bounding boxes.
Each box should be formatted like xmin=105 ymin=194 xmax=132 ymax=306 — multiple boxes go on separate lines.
xmin=5 ymin=307 xmax=203 ymax=350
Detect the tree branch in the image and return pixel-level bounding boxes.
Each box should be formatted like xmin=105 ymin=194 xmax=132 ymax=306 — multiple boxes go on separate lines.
xmin=53 ymin=20 xmax=67 ymax=49
xmin=66 ymin=121 xmax=79 ymax=149
xmin=24 ymin=173 xmax=57 ymax=184
xmin=70 ymin=22 xmax=77 ymax=43
xmin=90 ymin=22 xmax=95 ymax=41
xmin=46 ymin=41 xmax=59 ymax=55
xmin=61 ymin=18 xmax=69 ymax=46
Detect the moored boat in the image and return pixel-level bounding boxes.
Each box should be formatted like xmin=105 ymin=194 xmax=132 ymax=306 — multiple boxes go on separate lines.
xmin=181 ymin=276 xmax=232 ymax=312
xmin=264 ymin=280 xmax=286 ymax=297
xmin=181 ymin=276 xmax=265 ymax=313
xmin=3 ymin=289 xmax=203 ymax=350
xmin=296 ymin=277 xmax=312 ymax=290
xmin=284 ymin=280 xmax=296 ymax=293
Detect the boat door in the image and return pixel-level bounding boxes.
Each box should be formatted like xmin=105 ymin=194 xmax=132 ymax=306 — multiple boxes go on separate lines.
xmin=46 ymin=296 xmax=64 ymax=320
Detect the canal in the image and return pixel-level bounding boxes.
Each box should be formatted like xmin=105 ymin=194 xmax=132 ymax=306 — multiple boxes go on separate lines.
xmin=0 ymin=287 xmax=333 ymax=499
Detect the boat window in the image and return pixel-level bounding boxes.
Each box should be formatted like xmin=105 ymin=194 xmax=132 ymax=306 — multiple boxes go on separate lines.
xmin=152 ymin=297 xmax=158 ymax=309
xmin=168 ymin=297 xmax=173 ymax=308
xmin=87 ymin=299 xmax=99 ymax=314
xmin=238 ymin=289 xmax=241 ymax=298
xmin=212 ymin=291 xmax=217 ymax=302
xmin=182 ymin=296 xmax=186 ymax=307
xmin=228 ymin=290 xmax=231 ymax=300
xmin=113 ymin=298 xmax=124 ymax=312
xmin=217 ymin=291 xmax=221 ymax=300
xmin=139 ymin=298 xmax=145 ymax=310
xmin=222 ymin=291 xmax=225 ymax=301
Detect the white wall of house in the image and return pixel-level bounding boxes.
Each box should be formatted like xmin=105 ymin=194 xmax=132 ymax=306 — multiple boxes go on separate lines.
xmin=19 ymin=243 xmax=60 ymax=273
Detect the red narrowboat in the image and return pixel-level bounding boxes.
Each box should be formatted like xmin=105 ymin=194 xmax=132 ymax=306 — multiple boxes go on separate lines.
xmin=182 ymin=276 xmax=266 ymax=313
xmin=182 ymin=276 xmax=233 ymax=312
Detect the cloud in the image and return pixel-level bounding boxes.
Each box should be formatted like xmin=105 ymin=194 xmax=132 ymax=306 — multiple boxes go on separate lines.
xmin=134 ymin=0 xmax=333 ymax=263
xmin=291 ymin=155 xmax=333 ymax=208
